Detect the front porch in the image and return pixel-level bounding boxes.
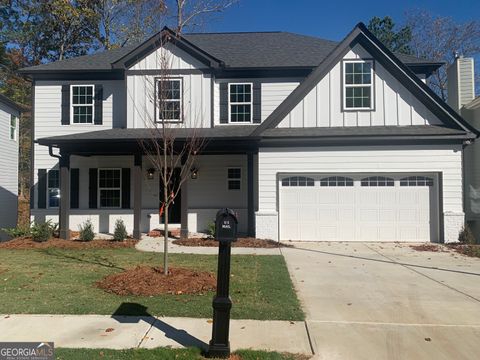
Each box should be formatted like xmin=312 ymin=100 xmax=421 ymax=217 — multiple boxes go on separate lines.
xmin=33 ymin=128 xmax=258 ymax=240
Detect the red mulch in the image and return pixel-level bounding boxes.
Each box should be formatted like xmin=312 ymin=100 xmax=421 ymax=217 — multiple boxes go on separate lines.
xmin=96 ymin=266 xmax=216 ymax=296
xmin=0 ymin=237 xmax=138 ymax=250
xmin=447 ymin=244 xmax=480 ymax=258
xmin=172 ymin=237 xmax=291 ymax=248
xmin=147 ymin=229 xmax=181 ymax=238
xmin=410 ymin=244 xmax=445 ymax=252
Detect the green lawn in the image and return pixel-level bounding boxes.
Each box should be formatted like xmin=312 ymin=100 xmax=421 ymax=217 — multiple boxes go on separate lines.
xmin=55 ymin=348 xmax=308 ymax=360
xmin=0 ymin=248 xmax=303 ymax=320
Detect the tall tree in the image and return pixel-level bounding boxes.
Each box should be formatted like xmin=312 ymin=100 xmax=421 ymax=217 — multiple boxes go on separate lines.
xmin=406 ymin=10 xmax=480 ymax=100
xmin=367 ymin=16 xmax=412 ymax=55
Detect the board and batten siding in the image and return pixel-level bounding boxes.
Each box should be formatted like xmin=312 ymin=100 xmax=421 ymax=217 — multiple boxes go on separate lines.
xmin=277 ymin=44 xmax=443 ymax=128
xmin=255 ymin=145 xmax=464 ymax=242
xmin=33 ymin=80 xmax=125 ymax=207
xmin=0 ymin=102 xmax=19 ymax=239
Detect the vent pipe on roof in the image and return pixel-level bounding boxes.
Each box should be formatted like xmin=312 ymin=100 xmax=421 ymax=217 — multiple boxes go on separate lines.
xmin=447 ymin=55 xmax=475 ymax=113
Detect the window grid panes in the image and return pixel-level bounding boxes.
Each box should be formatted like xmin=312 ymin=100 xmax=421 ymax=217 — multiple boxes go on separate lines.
xmin=281 ymin=176 xmax=315 ymax=187
xmin=48 ymin=170 xmax=60 ymax=208
xmin=9 ymin=115 xmax=16 ymax=140
xmin=400 ymin=176 xmax=434 ymax=187
xmin=98 ymin=169 xmax=121 ymax=208
xmin=344 ymin=61 xmax=373 ymax=109
xmin=157 ymin=79 xmax=182 ymax=121
xmin=72 ymin=85 xmax=94 ymax=123
xmin=227 ymin=168 xmax=241 ymax=190
xmin=229 ymin=83 xmax=252 ymax=123
xmin=361 ymin=176 xmax=394 ymax=187
xmin=320 ymin=176 xmax=354 ymax=187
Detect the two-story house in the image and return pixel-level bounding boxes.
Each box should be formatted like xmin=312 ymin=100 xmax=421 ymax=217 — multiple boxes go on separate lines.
xmin=20 ymin=23 xmax=477 ymax=243
xmin=0 ymin=94 xmax=24 ymax=240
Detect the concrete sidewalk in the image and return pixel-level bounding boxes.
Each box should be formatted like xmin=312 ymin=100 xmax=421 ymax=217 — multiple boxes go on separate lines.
xmin=136 ymin=236 xmax=282 ymax=255
xmin=0 ymin=314 xmax=312 ymax=354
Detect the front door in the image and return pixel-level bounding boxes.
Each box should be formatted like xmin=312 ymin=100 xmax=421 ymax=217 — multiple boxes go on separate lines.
xmin=159 ymin=168 xmax=182 ymax=223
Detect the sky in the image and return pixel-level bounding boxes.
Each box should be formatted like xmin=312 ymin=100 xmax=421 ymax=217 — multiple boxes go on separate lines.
xmin=207 ymin=0 xmax=480 ymax=41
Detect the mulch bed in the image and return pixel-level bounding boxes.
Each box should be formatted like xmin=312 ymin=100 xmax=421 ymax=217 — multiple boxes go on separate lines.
xmin=0 ymin=237 xmax=138 ymax=250
xmin=447 ymin=244 xmax=480 ymax=258
xmin=172 ymin=237 xmax=292 ymax=248
xmin=409 ymin=243 xmax=445 ymax=252
xmin=96 ymin=266 xmax=216 ymax=296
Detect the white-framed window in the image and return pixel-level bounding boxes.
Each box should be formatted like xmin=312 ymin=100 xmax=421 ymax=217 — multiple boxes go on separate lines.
xmin=98 ymin=169 xmax=121 ymax=208
xmin=227 ymin=168 xmax=242 ymax=190
xmin=361 ymin=176 xmax=394 ymax=187
xmin=320 ymin=176 xmax=354 ymax=187
xmin=343 ymin=60 xmax=374 ymax=110
xmin=156 ymin=78 xmax=182 ymax=122
xmin=48 ymin=170 xmax=60 ymax=208
xmin=400 ymin=176 xmax=434 ymax=187
xmin=9 ymin=114 xmax=17 ymax=140
xmin=228 ymin=83 xmax=252 ymax=123
xmin=281 ymin=176 xmax=315 ymax=187
xmin=71 ymin=85 xmax=94 ymax=124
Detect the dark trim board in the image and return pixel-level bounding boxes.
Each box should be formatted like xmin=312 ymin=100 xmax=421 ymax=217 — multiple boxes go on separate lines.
xmin=26 ymin=71 xmax=125 ymax=81
xmin=126 ymin=69 xmax=213 ymax=75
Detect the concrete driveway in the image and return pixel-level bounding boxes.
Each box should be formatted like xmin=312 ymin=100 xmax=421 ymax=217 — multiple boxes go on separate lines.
xmin=282 ymin=242 xmax=480 ymax=360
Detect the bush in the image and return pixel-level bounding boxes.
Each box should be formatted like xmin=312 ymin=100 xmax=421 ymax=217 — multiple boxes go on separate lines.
xmin=206 ymin=221 xmax=216 ymax=238
xmin=113 ymin=219 xmax=128 ymax=241
xmin=30 ymin=220 xmax=57 ymax=242
xmin=79 ymin=220 xmax=95 ymax=241
xmin=459 ymin=225 xmax=476 ymax=244
xmin=1 ymin=224 xmax=31 ymax=238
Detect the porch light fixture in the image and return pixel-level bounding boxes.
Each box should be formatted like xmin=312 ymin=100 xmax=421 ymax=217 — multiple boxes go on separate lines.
xmin=147 ymin=168 xmax=156 ymax=180
xmin=191 ymin=167 xmax=199 ymax=180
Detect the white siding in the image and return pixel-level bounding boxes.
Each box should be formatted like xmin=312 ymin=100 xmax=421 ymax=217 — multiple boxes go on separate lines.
xmin=0 ymin=102 xmax=19 ymax=239
xmin=277 ymin=44 xmax=443 ymax=128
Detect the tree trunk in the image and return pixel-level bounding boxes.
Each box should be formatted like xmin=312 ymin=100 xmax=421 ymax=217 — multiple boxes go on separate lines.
xmin=163 ymin=188 xmax=169 ymax=275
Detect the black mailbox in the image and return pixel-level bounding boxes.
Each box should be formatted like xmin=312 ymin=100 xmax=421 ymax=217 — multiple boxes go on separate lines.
xmin=215 ymin=208 xmax=238 ymax=242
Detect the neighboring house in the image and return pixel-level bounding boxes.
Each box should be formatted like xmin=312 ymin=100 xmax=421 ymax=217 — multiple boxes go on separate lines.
xmin=0 ymin=94 xmax=23 ymax=240
xmin=448 ymin=56 xmax=480 ymax=238
xmin=19 ymin=23 xmax=477 ymax=243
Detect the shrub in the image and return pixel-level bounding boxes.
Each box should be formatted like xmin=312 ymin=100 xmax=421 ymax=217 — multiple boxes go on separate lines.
xmin=1 ymin=224 xmax=31 ymax=238
xmin=79 ymin=220 xmax=95 ymax=241
xmin=113 ymin=219 xmax=128 ymax=241
xmin=206 ymin=221 xmax=216 ymax=238
xmin=458 ymin=225 xmax=476 ymax=244
xmin=30 ymin=220 xmax=57 ymax=242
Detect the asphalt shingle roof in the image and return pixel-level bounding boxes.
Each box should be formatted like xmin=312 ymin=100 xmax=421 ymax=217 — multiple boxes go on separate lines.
xmin=21 ymin=31 xmax=441 ymax=73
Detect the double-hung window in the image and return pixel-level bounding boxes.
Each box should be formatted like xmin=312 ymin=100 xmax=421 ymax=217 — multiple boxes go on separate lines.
xmin=98 ymin=169 xmax=121 ymax=208
xmin=9 ymin=115 xmax=17 ymax=140
xmin=156 ymin=79 xmax=182 ymax=122
xmin=48 ymin=170 xmax=60 ymax=208
xmin=343 ymin=60 xmax=374 ymax=110
xmin=71 ymin=85 xmax=94 ymax=123
xmin=229 ymin=83 xmax=252 ymax=123
xmin=227 ymin=168 xmax=241 ymax=190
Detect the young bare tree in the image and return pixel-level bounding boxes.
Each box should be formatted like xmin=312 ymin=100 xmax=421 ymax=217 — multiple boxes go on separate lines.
xmin=406 ymin=10 xmax=480 ymax=100
xmin=136 ymin=31 xmax=206 ymax=275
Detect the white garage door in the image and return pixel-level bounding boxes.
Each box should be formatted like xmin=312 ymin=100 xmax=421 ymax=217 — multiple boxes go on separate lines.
xmin=279 ymin=174 xmax=438 ymax=242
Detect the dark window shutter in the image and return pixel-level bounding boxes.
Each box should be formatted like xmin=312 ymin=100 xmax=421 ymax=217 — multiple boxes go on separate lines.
xmin=61 ymin=85 xmax=70 ymax=125
xmin=219 ymin=82 xmax=228 ymax=124
xmin=89 ymin=168 xmax=98 ymax=209
xmin=37 ymin=169 xmax=47 ymax=209
xmin=70 ymin=168 xmax=79 ymax=209
xmin=94 ymin=84 xmax=103 ymax=125
xmin=121 ymin=168 xmax=131 ymax=209
xmin=253 ymin=81 xmax=262 ymax=124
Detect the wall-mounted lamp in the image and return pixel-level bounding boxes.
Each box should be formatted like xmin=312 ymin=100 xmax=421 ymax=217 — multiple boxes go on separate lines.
xmin=191 ymin=167 xmax=199 ymax=180
xmin=146 ymin=168 xmax=156 ymax=180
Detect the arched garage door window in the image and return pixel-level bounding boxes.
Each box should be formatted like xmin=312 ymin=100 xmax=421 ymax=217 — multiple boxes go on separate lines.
xmin=281 ymin=176 xmax=315 ymax=187
xmin=400 ymin=176 xmax=434 ymax=187
xmin=320 ymin=176 xmax=354 ymax=187
xmin=361 ymin=176 xmax=394 ymax=187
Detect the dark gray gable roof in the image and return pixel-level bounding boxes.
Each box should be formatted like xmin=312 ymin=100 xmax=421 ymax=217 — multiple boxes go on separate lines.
xmin=0 ymin=93 xmax=28 ymax=113
xmin=20 ymin=27 xmax=441 ymax=74
xmin=251 ymin=23 xmax=478 ymax=137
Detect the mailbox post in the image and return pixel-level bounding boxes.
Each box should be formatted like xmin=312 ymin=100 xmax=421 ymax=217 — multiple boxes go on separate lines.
xmin=207 ymin=208 xmax=238 ymax=358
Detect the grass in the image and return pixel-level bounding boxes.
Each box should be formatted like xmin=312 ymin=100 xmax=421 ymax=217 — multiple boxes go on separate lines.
xmin=55 ymin=348 xmax=309 ymax=360
xmin=0 ymin=248 xmax=303 ymax=320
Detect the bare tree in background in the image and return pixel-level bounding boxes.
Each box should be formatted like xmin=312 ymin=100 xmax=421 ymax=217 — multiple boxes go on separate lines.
xmin=406 ymin=10 xmax=480 ymax=100
xmin=136 ymin=31 xmax=206 ymax=275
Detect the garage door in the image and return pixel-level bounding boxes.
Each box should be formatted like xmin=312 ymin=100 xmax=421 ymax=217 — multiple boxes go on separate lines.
xmin=279 ymin=174 xmax=438 ymax=242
